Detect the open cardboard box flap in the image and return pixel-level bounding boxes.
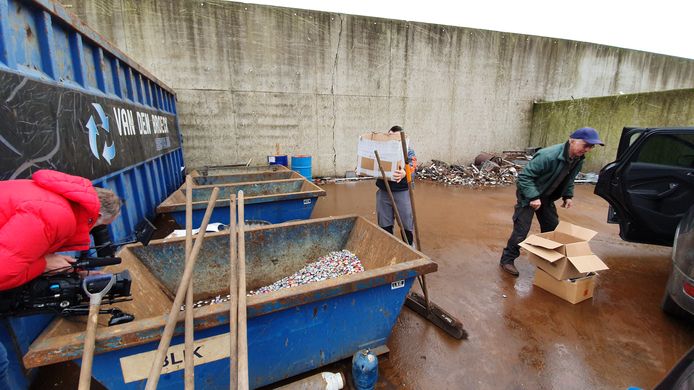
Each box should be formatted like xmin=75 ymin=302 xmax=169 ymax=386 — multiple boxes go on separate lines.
xmin=564 ymin=241 xmax=592 ymax=257
xmin=521 ymin=221 xmax=608 ymax=279
xmin=519 ymin=241 xmax=564 ymax=263
xmin=522 ymin=235 xmax=563 ymax=250
xmin=555 ymin=221 xmax=598 ymax=241
xmin=568 ymin=255 xmax=609 ymax=273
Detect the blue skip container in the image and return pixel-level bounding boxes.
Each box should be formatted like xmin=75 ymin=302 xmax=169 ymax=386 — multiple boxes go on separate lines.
xmin=23 ymin=216 xmax=437 ymax=389
xmin=192 ymin=164 xmax=291 ymax=177
xmin=155 ymin=177 xmax=325 ymax=228
xmin=291 ymin=155 xmax=312 ymax=182
xmin=191 ymin=170 xmax=300 ymax=186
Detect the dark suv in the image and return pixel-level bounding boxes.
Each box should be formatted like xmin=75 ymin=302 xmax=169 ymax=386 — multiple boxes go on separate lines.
xmin=595 ymin=127 xmax=694 ymax=318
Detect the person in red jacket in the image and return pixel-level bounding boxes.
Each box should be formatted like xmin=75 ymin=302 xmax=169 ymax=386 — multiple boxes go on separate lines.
xmin=0 ymin=169 xmax=121 ymax=291
xmin=0 ymin=170 xmax=121 ymax=387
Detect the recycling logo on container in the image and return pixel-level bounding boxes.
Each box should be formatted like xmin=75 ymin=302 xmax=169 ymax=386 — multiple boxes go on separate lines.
xmin=86 ymin=103 xmax=116 ymax=164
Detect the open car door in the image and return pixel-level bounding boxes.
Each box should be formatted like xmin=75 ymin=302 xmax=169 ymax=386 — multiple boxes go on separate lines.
xmin=595 ymin=127 xmax=694 ymax=246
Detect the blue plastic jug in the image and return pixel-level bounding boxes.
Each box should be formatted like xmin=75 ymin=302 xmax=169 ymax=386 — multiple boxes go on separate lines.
xmin=352 ymin=349 xmax=378 ymax=390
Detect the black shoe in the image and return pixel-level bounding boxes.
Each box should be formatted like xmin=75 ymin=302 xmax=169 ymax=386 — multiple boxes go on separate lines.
xmin=500 ymin=263 xmax=519 ymax=277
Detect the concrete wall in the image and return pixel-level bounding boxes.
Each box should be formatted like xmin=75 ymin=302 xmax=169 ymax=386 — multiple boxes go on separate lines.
xmin=530 ymin=89 xmax=694 ymax=172
xmin=63 ymin=0 xmax=694 ymax=176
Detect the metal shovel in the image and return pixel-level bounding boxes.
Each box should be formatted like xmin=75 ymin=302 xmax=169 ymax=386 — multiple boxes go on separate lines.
xmin=78 ymin=274 xmax=116 ymax=390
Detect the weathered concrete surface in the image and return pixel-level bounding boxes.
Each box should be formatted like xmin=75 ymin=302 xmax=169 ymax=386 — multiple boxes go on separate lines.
xmin=311 ymin=181 xmax=694 ymax=389
xmin=531 ymin=88 xmax=694 ymax=172
xmin=63 ymin=0 xmax=694 ymax=176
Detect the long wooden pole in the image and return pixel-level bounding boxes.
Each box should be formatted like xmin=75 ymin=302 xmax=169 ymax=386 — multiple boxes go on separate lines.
xmin=374 ymin=151 xmax=408 ymax=243
xmin=399 ymin=131 xmax=430 ymax=308
xmin=237 ymin=191 xmax=249 ymax=390
xmin=77 ymin=276 xmax=115 ymax=390
xmin=145 ymin=187 xmax=220 ymax=390
xmin=399 ymin=131 xmax=422 ymax=249
xmin=77 ymin=303 xmax=100 ymax=390
xmin=184 ymin=175 xmax=195 ymax=389
xmin=228 ymin=194 xmax=239 ymax=390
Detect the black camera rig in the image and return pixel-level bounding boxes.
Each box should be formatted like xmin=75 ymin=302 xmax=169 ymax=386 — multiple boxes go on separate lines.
xmin=0 ymin=218 xmax=156 ymax=326
xmin=0 ymin=256 xmax=135 ymax=326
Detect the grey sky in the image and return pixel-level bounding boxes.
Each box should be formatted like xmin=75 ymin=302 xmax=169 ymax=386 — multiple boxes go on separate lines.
xmin=241 ymin=0 xmax=694 ymax=60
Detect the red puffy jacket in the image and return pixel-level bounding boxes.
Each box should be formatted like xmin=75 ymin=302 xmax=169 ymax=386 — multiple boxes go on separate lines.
xmin=0 ymin=170 xmax=100 ymax=290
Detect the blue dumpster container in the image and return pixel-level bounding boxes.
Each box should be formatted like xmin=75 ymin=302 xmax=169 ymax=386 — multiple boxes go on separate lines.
xmin=0 ymin=0 xmax=184 ymax=387
xmin=156 ymin=178 xmax=326 ymax=227
xmin=23 ymin=216 xmax=437 ymax=389
xmin=191 ymin=164 xmax=291 ymax=177
xmin=192 ymin=170 xmax=300 ymax=186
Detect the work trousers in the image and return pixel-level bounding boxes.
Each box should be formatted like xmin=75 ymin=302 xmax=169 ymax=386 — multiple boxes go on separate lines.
xmin=500 ymin=198 xmax=559 ymax=265
xmin=376 ymin=189 xmax=414 ymax=245
xmin=376 ymin=189 xmax=414 ymax=232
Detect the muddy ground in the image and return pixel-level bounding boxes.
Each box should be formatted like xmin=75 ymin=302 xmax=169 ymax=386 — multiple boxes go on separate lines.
xmin=32 ymin=180 xmax=693 ymax=389
xmin=307 ymin=180 xmax=694 ymax=390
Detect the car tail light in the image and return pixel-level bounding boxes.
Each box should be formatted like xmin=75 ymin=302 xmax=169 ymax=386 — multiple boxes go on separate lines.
xmin=684 ymin=281 xmax=694 ymax=298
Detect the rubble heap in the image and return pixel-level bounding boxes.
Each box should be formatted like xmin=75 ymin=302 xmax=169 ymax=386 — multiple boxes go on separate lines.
xmin=416 ymin=153 xmax=530 ymax=187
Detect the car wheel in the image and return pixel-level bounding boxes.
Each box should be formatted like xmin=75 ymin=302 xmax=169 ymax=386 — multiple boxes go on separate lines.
xmin=662 ymin=292 xmax=691 ymax=319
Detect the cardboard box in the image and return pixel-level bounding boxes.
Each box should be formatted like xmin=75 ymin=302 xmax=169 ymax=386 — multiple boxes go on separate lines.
xmin=519 ymin=221 xmax=608 ymax=280
xmin=356 ymin=132 xmax=409 ymax=181
xmin=533 ymin=269 xmax=596 ymax=304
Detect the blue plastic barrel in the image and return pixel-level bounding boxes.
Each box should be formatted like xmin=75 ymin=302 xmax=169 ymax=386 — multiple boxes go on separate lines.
xmin=268 ymin=155 xmax=288 ymax=167
xmin=291 ymin=155 xmax=312 ymax=181
xmin=352 ymin=349 xmax=378 ymax=390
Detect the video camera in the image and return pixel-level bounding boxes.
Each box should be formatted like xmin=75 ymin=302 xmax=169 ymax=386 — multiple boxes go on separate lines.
xmin=0 ymin=256 xmax=135 ymax=326
xmin=0 ymin=218 xmax=156 ymax=326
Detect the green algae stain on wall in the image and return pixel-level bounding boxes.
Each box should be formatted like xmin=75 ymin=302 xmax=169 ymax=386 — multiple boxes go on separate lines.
xmin=530 ymin=89 xmax=694 ymax=171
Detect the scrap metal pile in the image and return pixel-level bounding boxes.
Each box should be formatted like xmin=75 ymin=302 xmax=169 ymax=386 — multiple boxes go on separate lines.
xmin=416 ymin=152 xmax=531 ymax=187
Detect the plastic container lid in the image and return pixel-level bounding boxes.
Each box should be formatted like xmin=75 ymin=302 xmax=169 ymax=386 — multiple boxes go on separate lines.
xmin=322 ymin=372 xmax=344 ymax=390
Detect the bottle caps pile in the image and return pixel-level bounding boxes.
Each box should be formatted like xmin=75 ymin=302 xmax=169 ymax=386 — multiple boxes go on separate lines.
xmin=179 ymin=250 xmax=365 ymax=310
xmin=249 ymin=249 xmax=364 ymax=295
xmin=181 ymin=294 xmax=230 ymax=311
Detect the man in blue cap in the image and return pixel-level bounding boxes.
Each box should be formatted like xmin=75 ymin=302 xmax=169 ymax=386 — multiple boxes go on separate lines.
xmin=499 ymin=127 xmax=604 ymax=276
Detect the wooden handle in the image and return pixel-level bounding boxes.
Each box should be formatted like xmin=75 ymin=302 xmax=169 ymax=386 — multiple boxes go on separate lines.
xmin=399 ymin=131 xmax=412 ymax=184
xmin=237 ymin=191 xmax=249 ymax=390
xmin=77 ymin=303 xmax=100 ymax=390
xmin=375 ymin=150 xmax=408 ymax=243
xmin=398 ymin=131 xmax=429 ymax=306
xmin=399 ymin=131 xmax=422 ymax=250
xmin=184 ymin=175 xmax=195 ymax=389
xmin=145 ymin=187 xmax=220 ymax=390
xmin=229 ymin=194 xmax=239 ymax=390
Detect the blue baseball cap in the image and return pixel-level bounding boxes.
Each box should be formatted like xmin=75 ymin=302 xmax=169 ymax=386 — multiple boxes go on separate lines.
xmin=570 ymin=127 xmax=604 ymax=146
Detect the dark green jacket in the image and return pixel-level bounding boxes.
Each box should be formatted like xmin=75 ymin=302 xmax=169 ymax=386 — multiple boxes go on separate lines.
xmin=516 ymin=142 xmax=584 ymax=207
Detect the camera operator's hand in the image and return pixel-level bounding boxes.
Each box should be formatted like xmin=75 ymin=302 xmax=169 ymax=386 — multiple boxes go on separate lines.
xmin=44 ymin=254 xmax=75 ymax=273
